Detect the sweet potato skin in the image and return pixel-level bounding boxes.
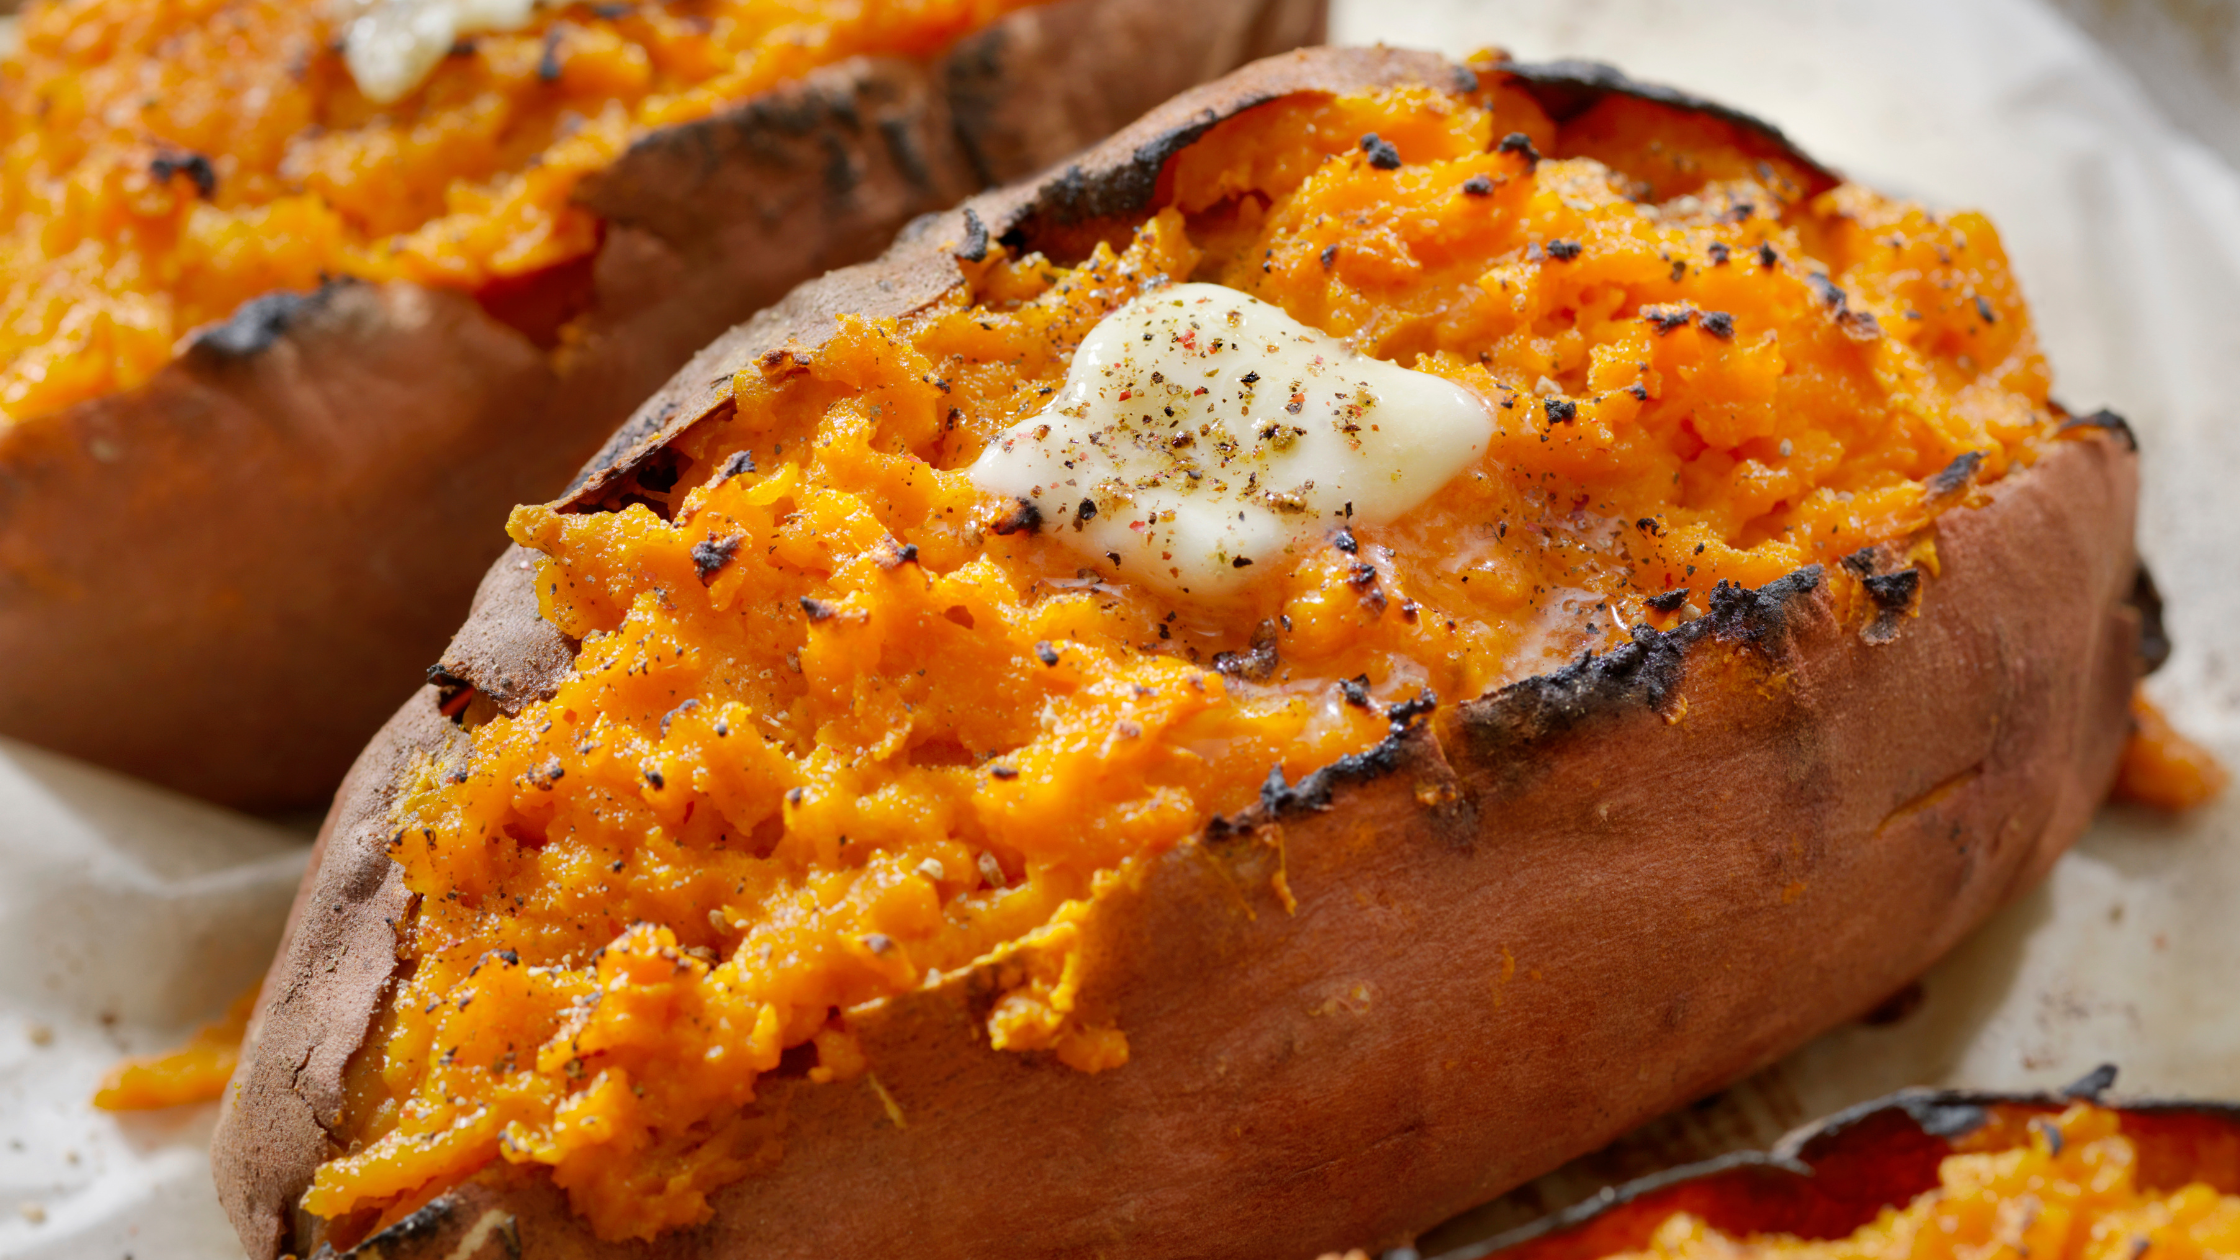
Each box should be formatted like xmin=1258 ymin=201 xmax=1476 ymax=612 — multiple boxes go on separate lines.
xmin=0 ymin=0 xmax=1323 ymax=812
xmin=212 ymin=47 xmax=2145 ymax=1260
xmin=1463 ymin=1075 xmax=2240 ymax=1260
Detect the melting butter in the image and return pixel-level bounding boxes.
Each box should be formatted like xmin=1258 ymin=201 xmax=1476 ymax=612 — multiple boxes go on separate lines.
xmin=335 ymin=0 xmax=551 ymax=105
xmin=969 ymin=284 xmax=1492 ymax=599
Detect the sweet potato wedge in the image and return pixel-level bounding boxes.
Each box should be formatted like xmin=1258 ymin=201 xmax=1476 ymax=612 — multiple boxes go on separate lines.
xmin=213 ymin=47 xmax=2151 ymax=1260
xmin=1447 ymin=1071 xmax=2240 ymax=1260
xmin=0 ymin=0 xmax=1321 ymax=812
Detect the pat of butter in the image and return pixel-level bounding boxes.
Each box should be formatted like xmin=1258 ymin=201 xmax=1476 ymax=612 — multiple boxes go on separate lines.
xmin=969 ymin=283 xmax=1492 ymax=599
xmin=336 ymin=0 xmax=547 ymax=105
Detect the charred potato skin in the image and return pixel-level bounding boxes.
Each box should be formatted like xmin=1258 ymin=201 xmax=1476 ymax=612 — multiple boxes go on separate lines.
xmin=1457 ymin=1075 xmax=2240 ymax=1260
xmin=214 ymin=48 xmax=2148 ymax=1260
xmin=0 ymin=0 xmax=1325 ymax=813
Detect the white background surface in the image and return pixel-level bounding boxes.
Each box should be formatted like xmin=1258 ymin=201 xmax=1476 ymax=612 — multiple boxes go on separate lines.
xmin=3 ymin=1 xmax=2236 ymax=1256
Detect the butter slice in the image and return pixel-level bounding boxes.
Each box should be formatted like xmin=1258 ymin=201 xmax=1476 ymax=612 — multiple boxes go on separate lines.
xmin=337 ymin=0 xmax=543 ymax=105
xmin=969 ymin=283 xmax=1491 ymax=599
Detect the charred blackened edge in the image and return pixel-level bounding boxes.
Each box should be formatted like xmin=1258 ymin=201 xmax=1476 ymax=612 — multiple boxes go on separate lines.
xmin=328 ymin=1192 xmax=522 ymax=1260
xmin=1204 ymin=690 xmax=1456 ymax=846
xmin=1839 ymin=546 xmax=1925 ymax=646
xmin=2058 ymin=407 xmax=2138 ymax=452
xmin=1433 ymin=1066 xmax=2240 ymax=1260
xmin=1925 ymin=449 xmax=1985 ymax=500
xmin=1454 ymin=567 xmax=1823 ymax=775
xmin=2128 ymin=564 xmax=2170 ymax=675
xmin=186 ymin=279 xmax=357 ymax=362
xmin=1499 ymin=59 xmax=1841 ymax=195
xmin=1199 ymin=568 xmax=1824 ymax=848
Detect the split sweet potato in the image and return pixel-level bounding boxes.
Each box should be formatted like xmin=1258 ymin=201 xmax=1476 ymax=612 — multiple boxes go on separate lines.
xmin=212 ymin=46 xmax=2152 ymax=1260
xmin=0 ymin=0 xmax=1321 ymax=811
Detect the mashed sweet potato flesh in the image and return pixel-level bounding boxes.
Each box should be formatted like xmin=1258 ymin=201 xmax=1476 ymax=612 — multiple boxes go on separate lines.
xmin=0 ymin=0 xmax=1036 ymax=426
xmin=1607 ymin=1104 xmax=2240 ymax=1260
xmin=313 ymin=81 xmax=2071 ymax=1239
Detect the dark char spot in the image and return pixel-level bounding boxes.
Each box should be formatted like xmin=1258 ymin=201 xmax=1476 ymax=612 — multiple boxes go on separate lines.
xmin=989 ymin=498 xmax=1042 ymax=535
xmin=691 ymin=534 xmax=741 ymax=581
xmin=956 ymin=207 xmax=990 ymax=263
xmin=1926 ymin=450 xmax=1983 ymax=498
xmin=150 ymin=150 xmax=217 ymax=198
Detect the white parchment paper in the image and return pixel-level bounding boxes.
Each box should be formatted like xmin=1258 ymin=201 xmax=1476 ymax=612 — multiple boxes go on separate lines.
xmin=2 ymin=1 xmax=2235 ymax=1255
xmin=0 ymin=741 xmax=304 ymax=1259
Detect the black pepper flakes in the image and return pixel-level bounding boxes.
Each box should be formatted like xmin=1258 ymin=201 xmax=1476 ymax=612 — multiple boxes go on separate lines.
xmin=990 ymin=765 xmax=1019 ymax=780
xmin=1461 ymin=174 xmax=1494 ymax=196
xmin=1546 ymin=238 xmax=1582 ymax=261
xmin=1076 ymin=497 xmax=1098 ymax=526
xmin=801 ymin=596 xmax=838 ymax=622
xmin=1035 ymin=641 xmax=1061 ymax=666
xmin=719 ymin=449 xmax=756 ymax=478
xmin=1974 ymin=294 xmax=1998 ymax=324
xmin=1497 ymin=131 xmax=1540 ymax=168
xmin=1339 ymin=675 xmax=1372 ymax=707
xmin=1359 ymin=133 xmax=1402 ymax=169
xmin=1699 ymin=311 xmax=1735 ymax=339
xmin=1320 ymin=243 xmax=1339 ymax=268
xmin=1544 ymin=398 xmax=1577 ymax=424
xmin=1331 ymin=525 xmax=1358 ymax=554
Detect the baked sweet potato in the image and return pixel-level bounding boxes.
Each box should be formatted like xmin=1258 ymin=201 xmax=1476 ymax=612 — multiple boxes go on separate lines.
xmin=213 ymin=46 xmax=2153 ymax=1260
xmin=1445 ymin=1071 xmax=2240 ymax=1260
xmin=0 ymin=0 xmax=1321 ymax=812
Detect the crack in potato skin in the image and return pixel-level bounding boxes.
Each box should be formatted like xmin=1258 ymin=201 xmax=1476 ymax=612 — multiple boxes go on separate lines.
xmin=313 ymin=83 xmax=2060 ymax=1240
xmin=0 ymin=0 xmax=1040 ymax=425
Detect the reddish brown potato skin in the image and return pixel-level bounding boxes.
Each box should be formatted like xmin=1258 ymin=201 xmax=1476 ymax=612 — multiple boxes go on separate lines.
xmin=212 ymin=47 xmax=2147 ymax=1260
xmin=1471 ymin=1082 xmax=2240 ymax=1260
xmin=0 ymin=0 xmax=1324 ymax=813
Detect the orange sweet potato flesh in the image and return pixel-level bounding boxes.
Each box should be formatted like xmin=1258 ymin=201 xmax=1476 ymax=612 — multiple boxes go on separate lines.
xmin=0 ymin=0 xmax=1323 ymax=812
xmin=212 ymin=47 xmax=2147 ymax=1260
xmin=1463 ymin=1079 xmax=2240 ymax=1260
